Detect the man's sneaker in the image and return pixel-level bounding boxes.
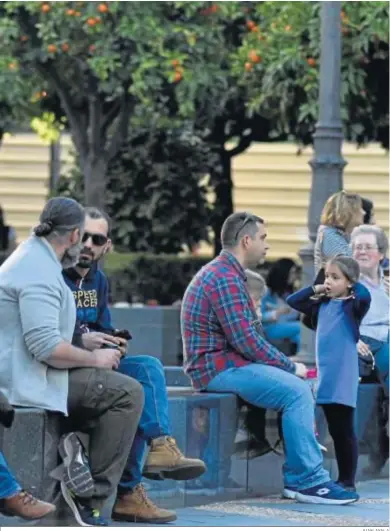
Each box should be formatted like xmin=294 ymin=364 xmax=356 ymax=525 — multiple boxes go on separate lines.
xmin=60 ymin=482 xmax=109 ymax=526
xmin=295 ymin=480 xmax=359 ymax=505
xmin=283 ymin=486 xmax=298 ymax=500
xmin=59 ymin=432 xmax=94 ymax=498
xmin=112 ymin=484 xmax=177 ymax=523
xmin=143 ymin=436 xmax=206 ymax=481
xmin=0 ymin=491 xmax=56 ymax=520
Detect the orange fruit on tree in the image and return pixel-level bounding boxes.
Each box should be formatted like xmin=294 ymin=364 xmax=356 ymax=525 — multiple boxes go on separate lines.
xmin=173 ymin=71 xmax=183 ymax=83
xmin=61 ymin=43 xmax=69 ymax=52
xmin=8 ymin=62 xmax=17 ymax=71
xmin=246 ymin=20 xmax=256 ymax=31
xmin=41 ymin=3 xmax=51 ymax=13
xmin=66 ymin=8 xmax=76 ymax=15
xmin=171 ymin=59 xmax=180 ymax=67
xmin=244 ymin=62 xmax=253 ymax=72
xmin=248 ymin=50 xmax=261 ymax=63
xmin=307 ymin=57 xmax=316 ymax=67
xmin=87 ymin=17 xmax=97 ymax=26
xmin=97 ymin=3 xmax=108 ymax=13
xmin=47 ymin=44 xmax=57 ymax=53
xmin=209 ymin=4 xmax=218 ymax=13
xmin=285 ymin=25 xmax=292 ymax=32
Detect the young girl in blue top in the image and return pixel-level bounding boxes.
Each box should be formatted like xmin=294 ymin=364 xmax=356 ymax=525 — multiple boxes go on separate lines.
xmin=287 ymin=256 xmax=371 ymax=492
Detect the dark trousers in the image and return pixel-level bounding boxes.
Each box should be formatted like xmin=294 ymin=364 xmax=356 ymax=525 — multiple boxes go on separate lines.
xmin=66 ymin=368 xmax=144 ymax=509
xmin=322 ymin=403 xmax=358 ymax=487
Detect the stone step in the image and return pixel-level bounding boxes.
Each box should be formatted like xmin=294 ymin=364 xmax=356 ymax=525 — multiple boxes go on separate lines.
xmin=0 ymin=383 xmax=387 ymax=526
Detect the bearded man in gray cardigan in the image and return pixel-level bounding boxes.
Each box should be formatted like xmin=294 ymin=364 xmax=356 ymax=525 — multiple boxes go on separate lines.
xmin=0 ymin=197 xmax=143 ymax=527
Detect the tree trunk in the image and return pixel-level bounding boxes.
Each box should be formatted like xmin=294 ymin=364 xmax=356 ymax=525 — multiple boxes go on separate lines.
xmin=210 ymin=148 xmax=233 ymax=256
xmin=82 ymin=155 xmax=108 ymax=209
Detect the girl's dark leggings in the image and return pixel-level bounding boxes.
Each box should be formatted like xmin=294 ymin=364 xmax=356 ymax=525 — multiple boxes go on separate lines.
xmin=322 ymin=403 xmax=358 ymax=487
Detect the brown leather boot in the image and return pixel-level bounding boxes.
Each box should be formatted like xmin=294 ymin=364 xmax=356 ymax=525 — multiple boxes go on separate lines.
xmin=1 ymin=491 xmax=56 ymax=520
xmin=143 ymin=436 xmax=206 ymax=480
xmin=112 ymin=484 xmax=177 ymax=523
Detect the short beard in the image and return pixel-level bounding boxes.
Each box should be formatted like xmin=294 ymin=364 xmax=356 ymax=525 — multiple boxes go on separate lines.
xmin=61 ymin=241 xmax=83 ymax=269
xmin=77 ymin=255 xmax=94 ymax=269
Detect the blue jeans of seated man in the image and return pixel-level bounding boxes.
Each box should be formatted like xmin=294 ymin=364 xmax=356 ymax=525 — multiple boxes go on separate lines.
xmin=264 ymin=321 xmax=301 ymax=350
xmin=207 ymin=364 xmax=330 ymax=490
xmin=117 ymin=356 xmax=171 ymax=492
xmin=361 ymin=335 xmax=389 ymax=397
xmin=0 ymin=451 xmax=21 ymax=499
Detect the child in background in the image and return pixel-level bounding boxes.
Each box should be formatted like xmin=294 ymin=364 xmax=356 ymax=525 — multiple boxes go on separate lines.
xmin=287 ymin=256 xmax=371 ymax=493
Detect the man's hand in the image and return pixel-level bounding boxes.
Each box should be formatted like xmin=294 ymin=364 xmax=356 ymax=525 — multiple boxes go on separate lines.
xmin=357 ymin=339 xmax=372 ymax=357
xmin=294 ymin=362 xmax=308 ymax=379
xmin=92 ymin=348 xmax=122 ymax=370
xmin=82 ymin=332 xmax=125 ymax=354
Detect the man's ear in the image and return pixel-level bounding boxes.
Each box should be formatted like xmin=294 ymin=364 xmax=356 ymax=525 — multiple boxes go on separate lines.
xmin=104 ymin=239 xmax=113 ymax=254
xmin=71 ymin=227 xmax=81 ymax=245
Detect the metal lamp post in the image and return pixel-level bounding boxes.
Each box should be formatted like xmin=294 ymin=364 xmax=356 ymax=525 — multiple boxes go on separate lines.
xmin=298 ymin=1 xmax=346 ymax=363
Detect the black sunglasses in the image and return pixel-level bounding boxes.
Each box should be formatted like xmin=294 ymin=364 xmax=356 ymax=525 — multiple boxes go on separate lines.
xmin=82 ymin=232 xmax=108 ymax=246
xmin=234 ymin=215 xmax=258 ymax=241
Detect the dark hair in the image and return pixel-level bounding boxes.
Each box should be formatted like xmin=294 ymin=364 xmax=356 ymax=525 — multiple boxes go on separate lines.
xmin=33 ymin=197 xmax=85 ymax=238
xmin=84 ymin=206 xmax=112 ymax=236
xmin=267 ymin=258 xmax=297 ymax=297
xmin=327 ymin=255 xmax=360 ymax=284
xmin=361 ymin=197 xmax=374 ymax=224
xmin=0 ymin=205 xmax=9 ymax=251
xmin=221 ymin=212 xmax=264 ymax=249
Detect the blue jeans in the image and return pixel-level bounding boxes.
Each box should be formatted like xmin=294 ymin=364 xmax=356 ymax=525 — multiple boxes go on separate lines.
xmin=117 ymin=356 xmax=171 ymax=492
xmin=264 ymin=321 xmax=301 ymax=350
xmin=0 ymin=451 xmax=20 ymax=499
xmin=361 ymin=335 xmax=389 ymax=397
xmin=207 ymin=364 xmax=330 ymax=490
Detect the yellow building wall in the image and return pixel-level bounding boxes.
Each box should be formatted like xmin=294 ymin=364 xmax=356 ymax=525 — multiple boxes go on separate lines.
xmin=0 ymin=133 xmax=388 ymax=260
xmin=232 ymin=142 xmax=389 ymax=259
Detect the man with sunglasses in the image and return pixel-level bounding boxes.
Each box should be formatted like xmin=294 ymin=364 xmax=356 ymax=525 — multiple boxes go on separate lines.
xmin=63 ymin=207 xmax=205 ymax=524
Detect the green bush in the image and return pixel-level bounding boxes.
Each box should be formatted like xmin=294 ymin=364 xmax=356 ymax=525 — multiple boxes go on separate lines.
xmin=107 ymin=253 xmax=211 ymax=305
xmin=106 ymin=252 xmax=279 ymax=305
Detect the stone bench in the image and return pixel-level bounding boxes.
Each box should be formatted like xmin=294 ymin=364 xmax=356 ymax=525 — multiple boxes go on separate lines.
xmin=0 ymin=380 xmax=387 ymax=525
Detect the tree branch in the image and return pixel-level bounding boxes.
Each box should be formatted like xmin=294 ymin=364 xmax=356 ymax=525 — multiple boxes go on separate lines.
xmin=101 ymin=100 xmax=122 ymax=138
xmin=226 ymin=132 xmax=253 ymax=158
xmin=106 ymin=88 xmax=134 ymax=161
xmin=87 ymin=75 xmax=102 ymax=158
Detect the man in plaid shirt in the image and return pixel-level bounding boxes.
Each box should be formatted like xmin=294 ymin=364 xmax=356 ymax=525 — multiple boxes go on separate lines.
xmin=180 ymin=212 xmax=359 ymax=506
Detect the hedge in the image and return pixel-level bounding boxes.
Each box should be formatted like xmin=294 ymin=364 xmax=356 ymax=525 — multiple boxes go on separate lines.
xmin=106 ymin=252 xmax=276 ymax=306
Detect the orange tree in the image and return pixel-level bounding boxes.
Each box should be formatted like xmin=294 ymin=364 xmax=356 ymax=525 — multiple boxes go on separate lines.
xmin=0 ymin=1 xmax=242 ymax=208
xmin=1 ymin=1 xmax=388 ymax=252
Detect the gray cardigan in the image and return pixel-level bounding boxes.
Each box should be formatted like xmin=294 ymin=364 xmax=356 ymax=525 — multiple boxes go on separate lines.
xmin=0 ymin=235 xmax=76 ymax=415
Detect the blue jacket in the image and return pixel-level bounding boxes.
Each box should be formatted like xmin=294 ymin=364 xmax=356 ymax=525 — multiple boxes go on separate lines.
xmin=286 ymin=283 xmax=371 ymax=342
xmin=62 ymin=264 xmax=113 ymax=343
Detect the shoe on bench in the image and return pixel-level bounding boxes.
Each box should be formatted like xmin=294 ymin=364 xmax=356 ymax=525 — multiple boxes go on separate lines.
xmin=143 ymin=436 xmax=206 ymax=481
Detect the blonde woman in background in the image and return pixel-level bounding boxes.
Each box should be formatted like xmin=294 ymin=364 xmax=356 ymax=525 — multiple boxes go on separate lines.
xmin=314 ymin=191 xmax=364 ymax=276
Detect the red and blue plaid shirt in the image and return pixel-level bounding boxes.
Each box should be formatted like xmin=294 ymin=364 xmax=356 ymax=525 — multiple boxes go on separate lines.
xmin=181 ymin=250 xmax=296 ymax=390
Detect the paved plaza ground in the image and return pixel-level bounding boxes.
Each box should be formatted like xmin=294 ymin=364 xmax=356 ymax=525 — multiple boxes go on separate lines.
xmin=123 ymin=479 xmax=389 ymax=528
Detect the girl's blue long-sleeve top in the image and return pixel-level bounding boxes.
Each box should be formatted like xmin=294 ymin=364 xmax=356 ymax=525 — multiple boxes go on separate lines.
xmin=286 ymin=283 xmax=371 ymax=342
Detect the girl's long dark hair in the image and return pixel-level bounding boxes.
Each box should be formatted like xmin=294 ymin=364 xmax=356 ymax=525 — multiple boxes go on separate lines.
xmin=267 ymin=258 xmax=297 ymax=297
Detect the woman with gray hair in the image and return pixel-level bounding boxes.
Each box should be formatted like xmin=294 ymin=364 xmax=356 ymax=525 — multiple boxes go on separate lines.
xmin=351 ymin=224 xmax=389 ymax=476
